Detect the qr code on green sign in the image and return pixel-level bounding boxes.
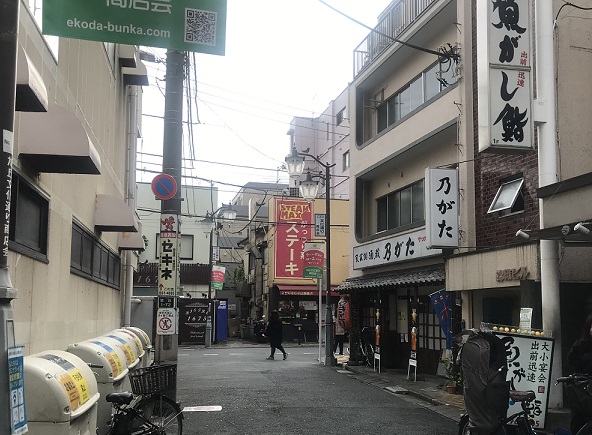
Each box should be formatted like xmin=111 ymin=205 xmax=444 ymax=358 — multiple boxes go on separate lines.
xmin=185 ymin=8 xmax=217 ymax=46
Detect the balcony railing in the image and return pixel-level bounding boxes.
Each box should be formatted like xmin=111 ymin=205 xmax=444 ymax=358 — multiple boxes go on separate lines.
xmin=353 ymin=0 xmax=437 ymax=78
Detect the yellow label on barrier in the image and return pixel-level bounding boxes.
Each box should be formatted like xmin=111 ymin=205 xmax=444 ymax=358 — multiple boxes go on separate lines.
xmin=70 ymin=369 xmax=91 ymax=404
xmin=57 ymin=373 xmax=81 ymax=411
xmin=124 ymin=344 xmax=136 ymax=362
xmin=105 ymin=352 xmax=122 ymax=377
xmin=120 ymin=345 xmax=133 ymax=364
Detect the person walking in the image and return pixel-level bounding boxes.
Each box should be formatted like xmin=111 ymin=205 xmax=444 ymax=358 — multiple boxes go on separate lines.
xmin=265 ymin=310 xmax=288 ymax=360
xmin=567 ymin=314 xmax=592 ymax=433
xmin=333 ymin=295 xmax=349 ymax=355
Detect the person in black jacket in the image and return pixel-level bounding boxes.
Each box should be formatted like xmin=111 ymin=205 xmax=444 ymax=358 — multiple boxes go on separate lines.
xmin=567 ymin=314 xmax=592 ymax=433
xmin=265 ymin=310 xmax=287 ymax=360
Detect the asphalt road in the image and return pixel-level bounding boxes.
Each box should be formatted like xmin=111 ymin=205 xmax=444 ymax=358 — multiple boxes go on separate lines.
xmin=176 ymin=345 xmax=458 ymax=435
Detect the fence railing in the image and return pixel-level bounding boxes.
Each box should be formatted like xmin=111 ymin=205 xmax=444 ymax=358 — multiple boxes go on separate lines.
xmin=353 ymin=0 xmax=437 ymax=78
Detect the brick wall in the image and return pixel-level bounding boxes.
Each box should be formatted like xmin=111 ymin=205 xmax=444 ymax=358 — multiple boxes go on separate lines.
xmin=471 ymin=2 xmax=540 ymax=249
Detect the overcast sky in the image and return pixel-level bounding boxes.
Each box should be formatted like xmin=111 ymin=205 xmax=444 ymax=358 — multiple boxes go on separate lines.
xmin=137 ymin=0 xmax=393 ymax=208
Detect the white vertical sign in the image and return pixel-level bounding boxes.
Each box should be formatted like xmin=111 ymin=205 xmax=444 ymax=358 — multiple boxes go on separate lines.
xmin=477 ymin=0 xmax=533 ymax=152
xmin=158 ymin=214 xmax=180 ymax=297
xmin=425 ymin=168 xmax=459 ymax=249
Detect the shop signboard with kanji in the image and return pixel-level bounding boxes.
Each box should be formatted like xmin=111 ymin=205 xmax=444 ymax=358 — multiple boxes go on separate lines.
xmin=477 ymin=0 xmax=533 ymax=152
xmin=158 ymin=214 xmax=180 ymax=299
xmin=484 ymin=324 xmax=553 ymax=429
xmin=274 ymin=199 xmax=313 ymax=279
xmin=425 ymin=167 xmax=459 ymax=249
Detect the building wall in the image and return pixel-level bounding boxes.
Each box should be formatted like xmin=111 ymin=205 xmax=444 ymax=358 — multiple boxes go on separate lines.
xmin=12 ymin=6 xmax=134 ymax=354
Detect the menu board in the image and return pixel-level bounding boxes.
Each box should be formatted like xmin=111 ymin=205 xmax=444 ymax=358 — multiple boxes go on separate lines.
xmin=179 ymin=299 xmax=211 ymax=344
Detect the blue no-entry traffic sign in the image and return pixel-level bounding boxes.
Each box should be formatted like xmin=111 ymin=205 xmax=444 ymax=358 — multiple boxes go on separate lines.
xmin=151 ymin=174 xmax=178 ymax=200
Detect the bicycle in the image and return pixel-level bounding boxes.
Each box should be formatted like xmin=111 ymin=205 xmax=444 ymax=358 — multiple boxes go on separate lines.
xmin=458 ymin=388 xmax=538 ymax=435
xmin=554 ymin=373 xmax=592 ymax=435
xmin=100 ymin=363 xmax=184 ymax=435
xmin=346 ymin=326 xmax=374 ymax=366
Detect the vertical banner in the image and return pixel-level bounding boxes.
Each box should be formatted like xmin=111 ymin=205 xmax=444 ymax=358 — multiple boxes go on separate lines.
xmin=8 ymin=346 xmax=27 ymax=435
xmin=211 ymin=265 xmax=225 ymax=291
xmin=303 ymin=242 xmax=324 ymax=279
xmin=425 ymin=167 xmax=459 ymax=249
xmin=158 ymin=214 xmax=180 ymax=298
xmin=274 ymin=199 xmax=313 ymax=279
xmin=477 ymin=0 xmax=533 ymax=152
xmin=429 ymin=289 xmax=453 ymax=349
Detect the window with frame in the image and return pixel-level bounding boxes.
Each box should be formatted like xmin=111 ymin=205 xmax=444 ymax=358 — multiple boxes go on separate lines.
xmin=377 ymin=180 xmax=425 ymax=232
xmin=9 ymin=173 xmax=49 ymax=261
xmin=71 ymin=221 xmax=121 ymax=288
xmin=336 ymin=107 xmax=346 ymax=125
xmin=342 ymin=151 xmax=350 ymax=171
xmin=487 ymin=177 xmax=524 ymax=215
xmin=377 ymin=61 xmax=458 ymax=134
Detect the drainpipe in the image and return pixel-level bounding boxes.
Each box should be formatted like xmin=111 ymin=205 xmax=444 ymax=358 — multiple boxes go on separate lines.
xmin=122 ymin=84 xmax=139 ymax=327
xmin=535 ymin=0 xmax=562 ymax=408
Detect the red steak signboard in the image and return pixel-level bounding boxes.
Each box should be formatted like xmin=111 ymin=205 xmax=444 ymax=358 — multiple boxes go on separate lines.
xmin=274 ymin=199 xmax=313 ymax=279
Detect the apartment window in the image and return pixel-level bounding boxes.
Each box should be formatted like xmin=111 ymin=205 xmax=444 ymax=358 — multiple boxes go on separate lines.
xmin=487 ymin=178 xmax=524 ymax=215
xmin=376 ymin=61 xmax=458 ymax=133
xmin=336 ymin=107 xmax=346 ymax=125
xmin=342 ymin=151 xmax=350 ymax=171
xmin=9 ymin=173 xmax=49 ymax=261
xmin=71 ymin=221 xmax=121 ymax=288
xmin=156 ymin=233 xmax=194 ymax=260
xmin=377 ymin=180 xmax=425 ymax=232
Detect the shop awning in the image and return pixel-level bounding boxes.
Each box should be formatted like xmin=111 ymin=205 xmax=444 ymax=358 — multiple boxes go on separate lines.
xmin=118 ymin=229 xmax=145 ymax=251
xmin=18 ymin=103 xmax=101 ymax=174
xmin=95 ymin=194 xmax=138 ymax=232
xmin=275 ymin=285 xmax=340 ymax=297
xmin=336 ymin=267 xmax=445 ymax=293
xmin=16 ymin=46 xmax=48 ymax=112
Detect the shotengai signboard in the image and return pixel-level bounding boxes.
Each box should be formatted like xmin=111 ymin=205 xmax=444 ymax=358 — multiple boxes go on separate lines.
xmin=42 ymin=0 xmax=227 ymax=54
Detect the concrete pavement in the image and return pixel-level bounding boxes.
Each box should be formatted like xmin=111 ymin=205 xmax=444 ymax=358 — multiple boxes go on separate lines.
xmin=198 ymin=338 xmax=569 ymax=434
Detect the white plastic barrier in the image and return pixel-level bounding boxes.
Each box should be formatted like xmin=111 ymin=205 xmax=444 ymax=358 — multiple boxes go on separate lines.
xmin=24 ymin=350 xmax=100 ymax=435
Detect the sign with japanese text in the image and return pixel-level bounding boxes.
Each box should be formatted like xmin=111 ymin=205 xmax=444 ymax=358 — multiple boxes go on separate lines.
xmin=425 ymin=168 xmax=459 ymax=249
xmin=352 ymin=228 xmax=440 ymax=270
xmin=8 ymin=347 xmax=27 ymax=435
xmin=477 ymin=0 xmax=533 ymax=151
xmin=158 ymin=214 xmax=180 ymax=297
xmin=211 ymin=265 xmax=225 ymax=291
xmin=178 ymin=299 xmax=210 ymax=344
xmin=495 ymin=331 xmax=553 ymax=429
xmin=303 ymin=242 xmax=324 ymax=279
xmin=156 ymin=308 xmax=176 ymax=335
xmin=274 ymin=199 xmax=313 ymax=279
xmin=315 ymin=214 xmax=326 ymax=237
xmin=42 ymin=0 xmax=227 ymax=54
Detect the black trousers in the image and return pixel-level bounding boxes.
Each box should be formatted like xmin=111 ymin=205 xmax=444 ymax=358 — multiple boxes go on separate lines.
xmin=334 ymin=334 xmax=345 ymax=355
xmin=270 ymin=342 xmax=286 ymax=356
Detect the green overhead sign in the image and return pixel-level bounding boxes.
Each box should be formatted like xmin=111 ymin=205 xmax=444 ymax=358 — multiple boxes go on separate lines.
xmin=42 ymin=0 xmax=227 ymax=55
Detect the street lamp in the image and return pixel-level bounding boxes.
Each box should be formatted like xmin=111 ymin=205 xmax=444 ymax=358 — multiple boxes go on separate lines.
xmin=285 ymin=147 xmax=336 ymax=367
xmin=201 ymin=204 xmax=236 ymax=347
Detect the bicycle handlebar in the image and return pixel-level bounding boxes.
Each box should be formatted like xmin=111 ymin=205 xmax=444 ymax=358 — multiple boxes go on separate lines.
xmin=556 ymin=373 xmax=592 ymax=385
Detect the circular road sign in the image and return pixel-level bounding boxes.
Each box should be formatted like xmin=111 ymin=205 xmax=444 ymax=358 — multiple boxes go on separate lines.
xmin=151 ymin=174 xmax=177 ymax=200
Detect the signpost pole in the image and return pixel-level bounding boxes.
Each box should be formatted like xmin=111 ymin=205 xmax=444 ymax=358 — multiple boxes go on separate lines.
xmin=155 ymin=50 xmax=184 ymax=388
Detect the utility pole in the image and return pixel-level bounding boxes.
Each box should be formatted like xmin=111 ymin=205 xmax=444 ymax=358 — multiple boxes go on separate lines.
xmin=0 ymin=0 xmax=18 ymax=432
xmin=155 ymin=49 xmax=184 ymax=369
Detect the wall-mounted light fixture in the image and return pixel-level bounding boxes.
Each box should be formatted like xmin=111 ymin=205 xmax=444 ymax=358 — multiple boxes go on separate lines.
xmin=574 ymin=222 xmax=591 ymax=235
xmin=516 ymin=229 xmax=530 ymax=240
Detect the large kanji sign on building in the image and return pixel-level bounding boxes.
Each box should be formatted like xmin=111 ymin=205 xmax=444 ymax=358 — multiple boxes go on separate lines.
xmin=274 ymin=199 xmax=313 ymax=279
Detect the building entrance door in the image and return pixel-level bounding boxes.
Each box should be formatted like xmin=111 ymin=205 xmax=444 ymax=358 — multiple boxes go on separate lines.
xmin=416 ymin=296 xmax=446 ymax=374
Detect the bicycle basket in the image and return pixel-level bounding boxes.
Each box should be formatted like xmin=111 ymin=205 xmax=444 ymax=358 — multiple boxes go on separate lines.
xmin=129 ymin=364 xmax=177 ymax=395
